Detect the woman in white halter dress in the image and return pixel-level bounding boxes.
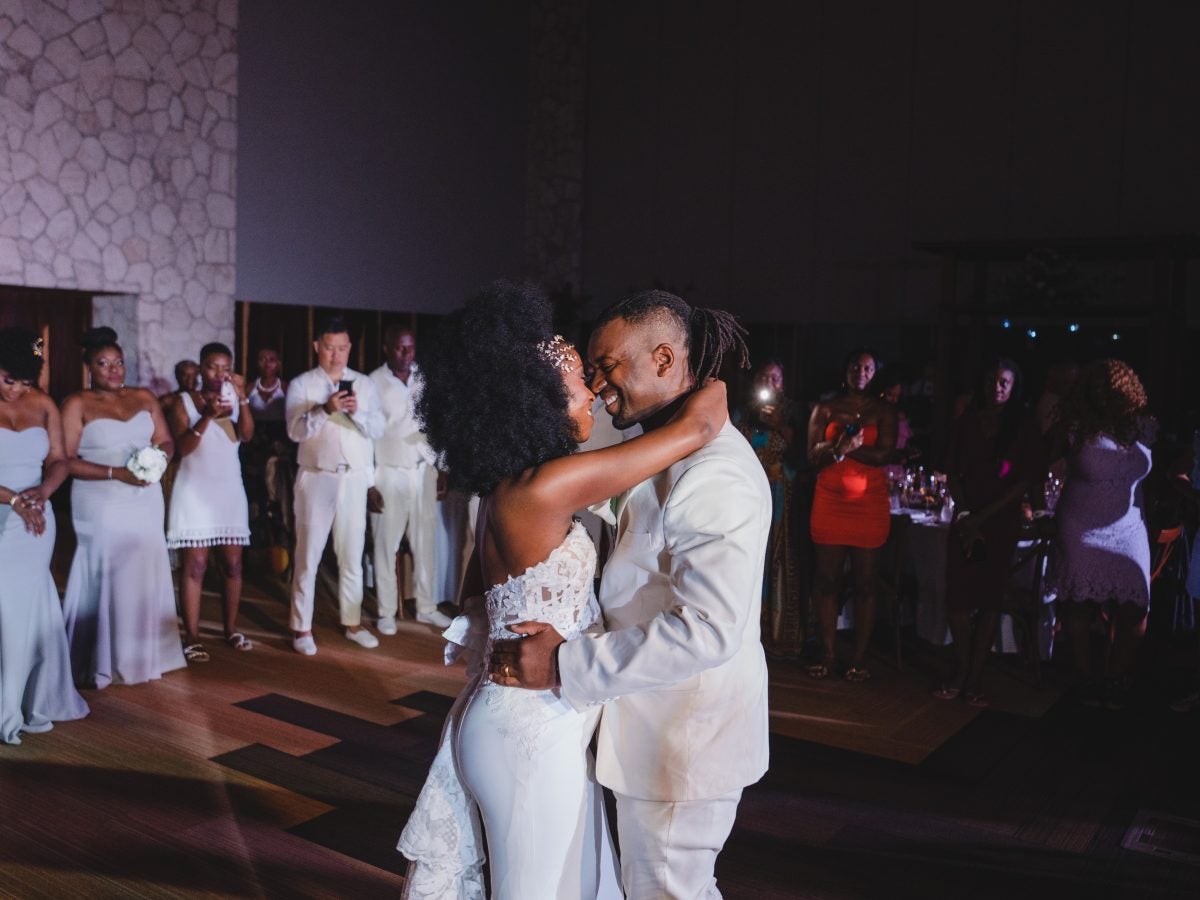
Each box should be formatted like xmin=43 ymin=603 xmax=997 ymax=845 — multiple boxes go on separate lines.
xmin=166 ymin=343 xmax=255 ymax=659
xmin=396 ymin=284 xmax=727 ymax=899
xmin=0 ymin=328 xmax=89 ymax=743
xmin=60 ymin=328 xmax=186 ymax=688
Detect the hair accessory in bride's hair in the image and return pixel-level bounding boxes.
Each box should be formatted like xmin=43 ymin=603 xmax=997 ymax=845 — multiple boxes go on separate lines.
xmin=31 ymin=337 xmax=44 ymax=358
xmin=535 ymin=334 xmax=574 ymax=372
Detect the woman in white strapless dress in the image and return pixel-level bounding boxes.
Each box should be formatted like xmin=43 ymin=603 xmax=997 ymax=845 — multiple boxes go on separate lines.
xmin=397 ymin=283 xmax=727 ymax=899
xmin=60 ymin=328 xmax=186 ymax=688
xmin=0 ymin=328 xmax=89 ymax=743
xmin=166 ymin=342 xmax=255 ymax=659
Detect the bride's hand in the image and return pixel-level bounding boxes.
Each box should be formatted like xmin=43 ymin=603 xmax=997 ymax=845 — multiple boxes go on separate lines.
xmin=673 ymin=378 xmax=727 ymax=438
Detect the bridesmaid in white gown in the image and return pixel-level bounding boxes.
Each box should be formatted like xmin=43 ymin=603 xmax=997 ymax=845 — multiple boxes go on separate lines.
xmin=397 ymin=283 xmax=728 ymax=899
xmin=60 ymin=328 xmax=186 ymax=688
xmin=0 ymin=328 xmax=89 ymax=743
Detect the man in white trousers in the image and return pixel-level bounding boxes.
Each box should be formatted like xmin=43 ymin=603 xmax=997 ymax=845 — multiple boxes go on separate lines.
xmin=286 ymin=317 xmax=385 ymax=655
xmin=506 ymin=290 xmax=772 ymax=899
xmin=368 ymin=326 xmax=451 ymax=633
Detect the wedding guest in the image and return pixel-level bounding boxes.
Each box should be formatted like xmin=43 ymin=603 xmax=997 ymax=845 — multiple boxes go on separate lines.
xmin=248 ymin=348 xmax=287 ymax=436
xmin=0 ymin=328 xmax=89 ymax=742
xmin=936 ymin=357 xmax=1044 ymax=708
xmin=806 ymin=349 xmax=897 ymax=681
xmin=369 ymin=326 xmax=448 ymax=633
xmin=159 ymin=358 xmax=198 ymax=422
xmin=242 ymin=347 xmax=292 ymax=546
xmin=166 ymin=342 xmax=255 ymax=660
xmin=735 ymin=359 xmax=805 ymax=658
xmin=1054 ymin=359 xmax=1155 ymax=710
xmin=286 ymin=317 xmax=384 ymax=655
xmin=61 ymin=327 xmax=186 ymax=688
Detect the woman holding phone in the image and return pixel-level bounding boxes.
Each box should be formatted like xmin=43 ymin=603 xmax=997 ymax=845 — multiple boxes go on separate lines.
xmin=166 ymin=342 xmax=255 ymax=660
xmin=806 ymin=349 xmax=896 ymax=681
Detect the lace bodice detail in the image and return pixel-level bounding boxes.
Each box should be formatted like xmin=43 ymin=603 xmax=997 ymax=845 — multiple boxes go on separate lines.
xmin=482 ymin=520 xmax=601 ymax=672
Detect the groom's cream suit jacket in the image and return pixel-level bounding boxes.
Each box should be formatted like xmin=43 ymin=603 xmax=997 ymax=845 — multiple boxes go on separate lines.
xmin=559 ymin=421 xmax=772 ymax=802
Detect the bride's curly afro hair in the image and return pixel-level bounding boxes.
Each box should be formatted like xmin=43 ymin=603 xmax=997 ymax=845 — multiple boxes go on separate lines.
xmin=416 ymin=280 xmax=576 ymax=496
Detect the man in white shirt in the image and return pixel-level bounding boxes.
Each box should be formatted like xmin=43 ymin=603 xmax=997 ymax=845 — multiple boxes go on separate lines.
xmin=285 ymin=317 xmax=385 ymax=655
xmin=368 ymin=326 xmax=451 ymax=632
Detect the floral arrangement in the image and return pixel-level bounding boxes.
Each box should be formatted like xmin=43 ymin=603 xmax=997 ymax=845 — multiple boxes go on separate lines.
xmin=127 ymin=445 xmax=169 ymax=484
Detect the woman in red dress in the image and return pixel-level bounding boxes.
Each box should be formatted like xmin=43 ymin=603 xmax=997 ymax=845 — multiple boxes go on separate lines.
xmin=806 ymin=350 xmax=897 ymax=680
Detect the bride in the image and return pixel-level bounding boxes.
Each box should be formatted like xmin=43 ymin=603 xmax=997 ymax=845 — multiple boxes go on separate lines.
xmin=397 ymin=282 xmax=730 ymax=899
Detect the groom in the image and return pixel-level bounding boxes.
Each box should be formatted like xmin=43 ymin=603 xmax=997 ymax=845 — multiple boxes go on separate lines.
xmin=508 ymin=290 xmax=772 ymax=899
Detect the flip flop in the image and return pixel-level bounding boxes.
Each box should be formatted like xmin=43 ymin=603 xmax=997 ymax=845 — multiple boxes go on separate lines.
xmin=964 ymin=692 xmax=990 ymax=709
xmin=845 ymin=666 xmax=872 ymax=683
xmin=805 ymin=662 xmax=830 ymax=679
xmin=225 ymin=632 xmax=253 ymax=651
xmin=932 ymin=685 xmax=961 ymax=701
xmin=183 ymin=642 xmax=209 ymax=662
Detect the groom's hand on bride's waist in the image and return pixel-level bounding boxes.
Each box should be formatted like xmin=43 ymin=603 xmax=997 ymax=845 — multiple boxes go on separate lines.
xmin=490 ymin=622 xmax=565 ymax=690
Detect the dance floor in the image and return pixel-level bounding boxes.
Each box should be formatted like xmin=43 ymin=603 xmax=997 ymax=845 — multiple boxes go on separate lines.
xmin=1 ymin=563 xmax=1197 ymax=899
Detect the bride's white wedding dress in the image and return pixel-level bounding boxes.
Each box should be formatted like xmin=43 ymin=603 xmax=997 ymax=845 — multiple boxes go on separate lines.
xmin=398 ymin=520 xmax=622 ymax=899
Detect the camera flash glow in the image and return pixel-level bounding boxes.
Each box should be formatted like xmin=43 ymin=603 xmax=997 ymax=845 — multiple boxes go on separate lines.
xmin=1068 ymin=323 xmax=1080 ymax=333
xmin=758 ymin=389 xmax=771 ymax=401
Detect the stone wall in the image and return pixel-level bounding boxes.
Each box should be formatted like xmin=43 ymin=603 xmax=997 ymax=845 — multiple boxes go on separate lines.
xmin=0 ymin=0 xmax=236 ymax=392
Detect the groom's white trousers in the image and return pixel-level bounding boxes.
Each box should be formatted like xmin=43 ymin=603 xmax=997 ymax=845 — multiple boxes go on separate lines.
xmin=615 ymin=788 xmax=742 ymax=899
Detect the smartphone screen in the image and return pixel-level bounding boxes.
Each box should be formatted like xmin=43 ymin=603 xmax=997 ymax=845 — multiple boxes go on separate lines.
xmin=338 ymin=379 xmax=354 ymax=395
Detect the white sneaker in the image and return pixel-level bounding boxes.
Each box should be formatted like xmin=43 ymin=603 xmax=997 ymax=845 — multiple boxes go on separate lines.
xmin=292 ymin=634 xmax=317 ymax=656
xmin=376 ymin=616 xmax=398 ymax=636
xmin=415 ymin=610 xmax=453 ymax=629
xmin=345 ymin=628 xmax=379 ymax=649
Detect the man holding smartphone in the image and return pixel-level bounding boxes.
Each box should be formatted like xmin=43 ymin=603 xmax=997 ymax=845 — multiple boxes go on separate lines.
xmin=285 ymin=316 xmax=385 ymax=655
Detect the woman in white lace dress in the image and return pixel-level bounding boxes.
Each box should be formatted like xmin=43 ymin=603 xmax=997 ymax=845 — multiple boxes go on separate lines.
xmin=166 ymin=342 xmax=255 ymax=660
xmin=1053 ymin=359 xmax=1155 ymax=710
xmin=397 ymin=282 xmax=735 ymax=899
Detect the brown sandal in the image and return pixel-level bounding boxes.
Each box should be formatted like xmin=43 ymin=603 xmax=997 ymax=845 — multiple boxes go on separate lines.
xmin=805 ymin=662 xmax=830 ymax=679
xmin=845 ymin=666 xmax=872 ymax=683
xmin=182 ymin=642 xmax=209 ymax=663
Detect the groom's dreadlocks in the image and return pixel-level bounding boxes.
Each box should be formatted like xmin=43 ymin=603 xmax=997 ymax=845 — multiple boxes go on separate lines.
xmin=594 ymin=289 xmax=749 ymax=382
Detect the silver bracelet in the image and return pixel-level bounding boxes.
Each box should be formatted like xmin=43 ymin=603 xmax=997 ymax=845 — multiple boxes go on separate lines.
xmin=107 ymin=466 xmax=113 ymax=480
xmin=8 ymin=494 xmax=20 ymax=508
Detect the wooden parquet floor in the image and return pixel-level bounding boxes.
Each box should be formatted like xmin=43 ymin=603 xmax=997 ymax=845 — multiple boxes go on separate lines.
xmin=2 ymin=563 xmax=1196 ymax=899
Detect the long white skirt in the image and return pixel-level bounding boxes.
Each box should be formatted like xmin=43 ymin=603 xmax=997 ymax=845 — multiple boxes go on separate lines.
xmin=457 ymin=683 xmax=621 ymax=900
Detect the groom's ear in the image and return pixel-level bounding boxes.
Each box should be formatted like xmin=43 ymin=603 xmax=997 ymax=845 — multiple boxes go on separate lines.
xmin=651 ymin=342 xmax=677 ymax=378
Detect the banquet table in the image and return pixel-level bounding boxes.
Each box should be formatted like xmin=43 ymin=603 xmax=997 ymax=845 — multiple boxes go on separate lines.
xmin=897 ymin=510 xmax=1057 ymax=659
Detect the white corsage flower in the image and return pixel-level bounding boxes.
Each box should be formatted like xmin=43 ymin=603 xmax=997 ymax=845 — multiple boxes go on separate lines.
xmin=127 ymin=445 xmax=169 ymax=484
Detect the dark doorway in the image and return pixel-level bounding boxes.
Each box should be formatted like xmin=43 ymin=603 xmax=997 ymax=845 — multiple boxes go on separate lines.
xmin=0 ymin=284 xmax=102 ymax=401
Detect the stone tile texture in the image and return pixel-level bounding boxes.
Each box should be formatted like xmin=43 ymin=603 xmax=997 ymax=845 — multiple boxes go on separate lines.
xmin=1 ymin=0 xmax=236 ymax=393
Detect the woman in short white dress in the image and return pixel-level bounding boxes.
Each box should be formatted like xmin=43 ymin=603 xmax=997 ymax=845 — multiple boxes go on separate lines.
xmin=61 ymin=327 xmax=186 ymax=688
xmin=166 ymin=342 xmax=255 ymax=660
xmin=0 ymin=328 xmax=89 ymax=742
